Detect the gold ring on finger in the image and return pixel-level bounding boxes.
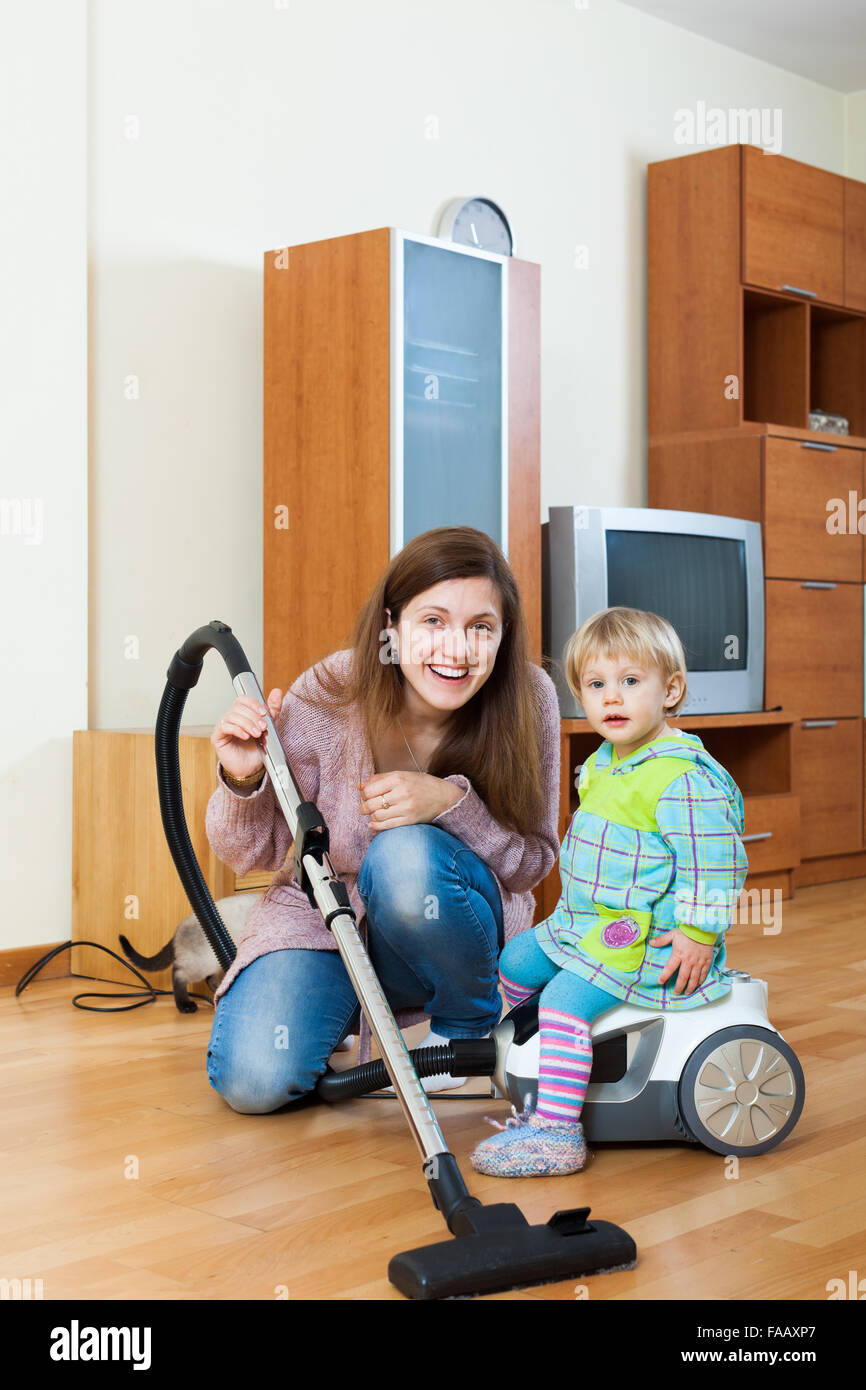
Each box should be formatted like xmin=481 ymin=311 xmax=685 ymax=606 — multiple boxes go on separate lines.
xmin=382 ymin=796 xmax=389 ymax=809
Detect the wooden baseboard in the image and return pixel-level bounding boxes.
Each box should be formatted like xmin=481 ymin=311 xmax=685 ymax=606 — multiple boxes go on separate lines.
xmin=742 ymin=869 xmax=794 ymax=900
xmin=0 ymin=941 xmax=70 ymax=990
xmin=793 ymin=853 xmax=866 ymax=887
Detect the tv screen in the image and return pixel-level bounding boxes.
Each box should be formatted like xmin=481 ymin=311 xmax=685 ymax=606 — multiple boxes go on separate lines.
xmin=605 ymin=530 xmax=748 ymax=672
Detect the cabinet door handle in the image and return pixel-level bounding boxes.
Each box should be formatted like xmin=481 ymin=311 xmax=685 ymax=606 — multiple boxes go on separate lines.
xmin=800 ymin=581 xmax=837 ymax=589
xmin=780 ymin=283 xmax=817 ymax=298
xmin=802 ymin=719 xmax=838 ymax=727
xmin=742 ymin=831 xmax=773 ymax=843
xmin=800 ymin=441 xmax=838 ymax=452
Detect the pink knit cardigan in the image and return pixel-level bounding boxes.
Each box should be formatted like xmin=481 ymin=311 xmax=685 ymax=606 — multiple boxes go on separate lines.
xmin=204 ymin=648 xmax=562 ymax=1063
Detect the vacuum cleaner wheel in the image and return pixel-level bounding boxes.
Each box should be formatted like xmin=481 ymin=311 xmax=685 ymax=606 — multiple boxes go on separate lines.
xmin=677 ymin=1025 xmax=805 ymax=1156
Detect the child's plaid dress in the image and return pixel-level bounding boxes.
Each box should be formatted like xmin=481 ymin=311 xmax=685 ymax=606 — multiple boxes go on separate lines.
xmin=534 ymin=729 xmax=749 ymax=1010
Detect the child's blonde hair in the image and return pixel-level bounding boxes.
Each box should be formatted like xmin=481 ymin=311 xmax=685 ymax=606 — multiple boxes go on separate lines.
xmin=563 ymin=607 xmax=689 ymax=716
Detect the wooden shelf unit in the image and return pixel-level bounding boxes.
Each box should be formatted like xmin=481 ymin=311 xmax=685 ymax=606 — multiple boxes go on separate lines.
xmin=649 ymin=144 xmax=866 ymax=441
xmin=648 ymin=143 xmax=866 ymax=889
xmin=262 ymin=227 xmax=542 ymax=693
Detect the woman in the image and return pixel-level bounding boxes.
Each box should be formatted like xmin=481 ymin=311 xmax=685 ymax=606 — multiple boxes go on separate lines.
xmin=205 ymin=526 xmax=562 ymax=1112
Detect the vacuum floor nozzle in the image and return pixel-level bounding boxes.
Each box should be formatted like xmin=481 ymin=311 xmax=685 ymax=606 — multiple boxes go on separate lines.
xmin=388 ymin=1206 xmax=637 ymax=1300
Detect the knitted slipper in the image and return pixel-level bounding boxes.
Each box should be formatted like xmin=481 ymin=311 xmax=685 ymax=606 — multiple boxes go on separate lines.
xmin=470 ymin=1103 xmax=587 ymax=1177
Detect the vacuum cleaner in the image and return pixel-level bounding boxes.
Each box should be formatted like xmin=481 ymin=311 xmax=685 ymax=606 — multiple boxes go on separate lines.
xmin=156 ymin=620 xmax=637 ymax=1300
xmin=325 ymin=975 xmax=806 ymax=1158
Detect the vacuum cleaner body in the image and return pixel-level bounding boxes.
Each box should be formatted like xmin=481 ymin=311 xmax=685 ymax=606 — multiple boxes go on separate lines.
xmin=497 ymin=971 xmax=805 ymax=1157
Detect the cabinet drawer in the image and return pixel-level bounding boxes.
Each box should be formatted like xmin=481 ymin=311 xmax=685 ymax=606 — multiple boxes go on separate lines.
xmin=741 ymin=794 xmax=800 ymax=873
xmin=743 ymin=146 xmax=844 ymax=305
xmin=792 ymin=718 xmax=863 ymax=858
xmin=765 ymin=579 xmax=863 ymax=717
xmin=764 ymin=437 xmax=864 ymax=581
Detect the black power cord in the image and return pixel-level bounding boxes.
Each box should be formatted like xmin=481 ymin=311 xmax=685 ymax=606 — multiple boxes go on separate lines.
xmin=14 ymin=940 xmax=213 ymax=1013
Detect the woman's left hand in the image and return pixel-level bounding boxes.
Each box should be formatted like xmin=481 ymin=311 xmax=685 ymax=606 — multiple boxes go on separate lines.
xmin=358 ymin=771 xmax=462 ymax=830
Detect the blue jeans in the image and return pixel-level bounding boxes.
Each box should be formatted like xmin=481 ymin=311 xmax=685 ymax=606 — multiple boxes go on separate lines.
xmin=207 ymin=824 xmax=504 ymax=1113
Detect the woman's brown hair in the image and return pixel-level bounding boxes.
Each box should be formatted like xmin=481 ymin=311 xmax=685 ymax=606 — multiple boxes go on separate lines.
xmin=291 ymin=525 xmax=546 ymax=836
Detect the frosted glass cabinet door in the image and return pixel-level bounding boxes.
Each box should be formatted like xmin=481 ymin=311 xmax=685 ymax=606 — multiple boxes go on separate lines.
xmin=401 ymin=238 xmax=504 ymax=549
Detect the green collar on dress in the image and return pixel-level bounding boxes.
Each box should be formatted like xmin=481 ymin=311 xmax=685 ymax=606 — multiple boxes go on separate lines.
xmin=608 ymin=725 xmax=686 ymax=767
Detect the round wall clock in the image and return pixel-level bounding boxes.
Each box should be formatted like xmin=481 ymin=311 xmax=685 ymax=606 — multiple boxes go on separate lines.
xmin=436 ymin=196 xmax=514 ymax=256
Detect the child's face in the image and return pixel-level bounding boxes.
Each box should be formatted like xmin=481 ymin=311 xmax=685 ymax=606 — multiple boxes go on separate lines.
xmin=579 ymin=650 xmax=684 ymax=759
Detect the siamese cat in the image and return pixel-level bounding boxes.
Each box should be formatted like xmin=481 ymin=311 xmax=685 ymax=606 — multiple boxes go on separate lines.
xmin=118 ymin=893 xmax=257 ymax=1013
xmin=118 ymin=894 xmax=355 ymax=1051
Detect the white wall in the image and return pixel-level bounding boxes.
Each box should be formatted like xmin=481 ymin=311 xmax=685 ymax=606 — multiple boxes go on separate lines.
xmin=1 ymin=0 xmax=857 ymax=954
xmin=846 ymin=89 xmax=866 ymax=177
xmin=0 ymin=1 xmax=87 ymax=956
xmin=88 ymin=0 xmax=847 ymax=741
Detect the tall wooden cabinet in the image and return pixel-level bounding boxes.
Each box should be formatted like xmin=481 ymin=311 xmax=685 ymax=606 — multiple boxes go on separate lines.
xmin=648 ymin=144 xmax=866 ymax=888
xmin=263 ymin=227 xmax=541 ymax=694
xmin=261 ymin=225 xmax=551 ymax=927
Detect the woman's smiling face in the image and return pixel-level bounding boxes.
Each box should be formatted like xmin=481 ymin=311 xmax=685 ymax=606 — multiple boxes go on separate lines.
xmin=386 ymin=576 xmax=504 ymax=726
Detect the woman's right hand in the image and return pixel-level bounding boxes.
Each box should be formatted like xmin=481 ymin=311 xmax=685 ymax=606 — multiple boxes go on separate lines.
xmin=211 ymin=689 xmax=284 ymax=780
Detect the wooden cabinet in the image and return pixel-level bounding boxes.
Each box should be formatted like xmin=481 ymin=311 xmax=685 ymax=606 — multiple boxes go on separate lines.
xmin=845 ymin=178 xmax=866 ymax=312
xmin=649 ymin=145 xmax=866 ymax=889
xmin=649 ymin=428 xmax=866 ymax=886
xmin=742 ymin=146 xmax=845 ymax=305
xmin=741 ymin=794 xmax=801 ymax=875
xmin=71 ymin=729 xmax=252 ymax=991
xmin=650 ymin=145 xmax=866 ymax=443
xmin=793 ymin=718 xmax=863 ymax=858
xmin=763 ymin=437 xmax=864 ymax=581
xmin=263 ymin=227 xmax=541 ymax=692
xmin=647 ymin=145 xmax=741 ymax=436
xmin=765 ymin=579 xmax=862 ymax=718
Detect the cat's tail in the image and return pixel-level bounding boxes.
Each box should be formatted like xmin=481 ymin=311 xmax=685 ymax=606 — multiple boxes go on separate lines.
xmin=118 ymin=935 xmax=175 ymax=971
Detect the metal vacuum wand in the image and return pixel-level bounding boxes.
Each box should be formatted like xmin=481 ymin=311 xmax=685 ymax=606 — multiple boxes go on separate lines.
xmin=232 ymin=668 xmax=453 ymax=1167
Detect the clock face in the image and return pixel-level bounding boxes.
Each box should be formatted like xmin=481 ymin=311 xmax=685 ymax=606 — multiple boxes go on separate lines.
xmin=450 ymin=198 xmax=513 ymax=255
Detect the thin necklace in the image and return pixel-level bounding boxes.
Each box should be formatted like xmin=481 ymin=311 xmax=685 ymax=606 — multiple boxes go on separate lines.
xmin=397 ymin=716 xmax=426 ymax=774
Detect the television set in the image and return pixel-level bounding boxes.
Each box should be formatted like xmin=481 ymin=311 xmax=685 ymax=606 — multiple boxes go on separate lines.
xmin=541 ymin=506 xmax=765 ymax=718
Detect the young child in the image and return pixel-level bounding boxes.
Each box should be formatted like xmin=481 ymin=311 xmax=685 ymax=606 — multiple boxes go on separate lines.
xmin=470 ymin=605 xmax=749 ymax=1177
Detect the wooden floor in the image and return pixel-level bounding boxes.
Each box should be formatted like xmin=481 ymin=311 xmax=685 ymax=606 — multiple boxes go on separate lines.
xmin=2 ymin=877 xmax=865 ymax=1301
